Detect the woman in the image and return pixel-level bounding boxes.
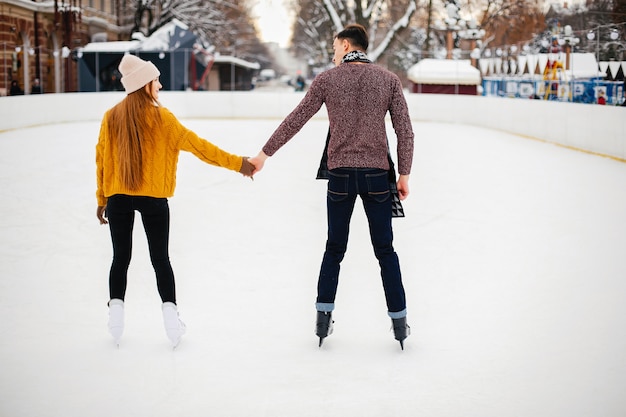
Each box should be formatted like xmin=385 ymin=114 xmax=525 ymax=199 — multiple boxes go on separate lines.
xmin=96 ymin=54 xmax=254 ymax=348
xmin=9 ymin=80 xmax=23 ymax=95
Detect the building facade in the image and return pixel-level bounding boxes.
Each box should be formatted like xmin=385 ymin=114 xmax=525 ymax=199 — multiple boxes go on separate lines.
xmin=0 ymin=0 xmax=122 ymax=96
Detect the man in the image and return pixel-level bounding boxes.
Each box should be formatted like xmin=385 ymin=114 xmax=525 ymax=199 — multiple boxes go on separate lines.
xmin=249 ymin=24 xmax=414 ymax=349
xmin=31 ymin=78 xmax=42 ymax=94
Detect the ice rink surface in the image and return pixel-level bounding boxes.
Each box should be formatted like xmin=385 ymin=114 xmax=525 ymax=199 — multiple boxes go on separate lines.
xmin=1 ymin=115 xmax=625 ymax=417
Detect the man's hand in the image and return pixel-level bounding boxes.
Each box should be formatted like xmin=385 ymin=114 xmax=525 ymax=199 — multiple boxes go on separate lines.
xmin=248 ymin=151 xmax=269 ymax=176
xmin=397 ymin=174 xmax=410 ymax=201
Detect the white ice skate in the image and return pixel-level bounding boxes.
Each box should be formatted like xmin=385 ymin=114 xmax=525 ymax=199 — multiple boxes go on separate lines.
xmin=108 ymin=299 xmax=124 ymax=347
xmin=162 ymin=302 xmax=186 ymax=349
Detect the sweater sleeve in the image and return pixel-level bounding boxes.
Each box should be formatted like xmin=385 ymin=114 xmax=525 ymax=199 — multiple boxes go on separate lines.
xmin=95 ymin=114 xmax=108 ymax=206
xmin=165 ymin=110 xmax=243 ymax=172
xmin=262 ymin=77 xmax=325 ymax=156
xmin=389 ymin=78 xmax=415 ymax=175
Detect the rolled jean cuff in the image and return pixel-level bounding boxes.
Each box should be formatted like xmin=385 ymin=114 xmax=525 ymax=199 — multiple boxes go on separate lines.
xmin=316 ymin=302 xmax=335 ymax=312
xmin=388 ymin=309 xmax=407 ymax=319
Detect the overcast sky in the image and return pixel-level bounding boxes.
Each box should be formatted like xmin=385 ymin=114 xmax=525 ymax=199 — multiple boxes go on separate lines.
xmin=253 ymin=0 xmax=293 ymax=47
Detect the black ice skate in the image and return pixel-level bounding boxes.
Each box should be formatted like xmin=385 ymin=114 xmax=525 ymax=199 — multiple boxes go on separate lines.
xmin=316 ymin=311 xmax=334 ymax=347
xmin=392 ymin=317 xmax=411 ymax=350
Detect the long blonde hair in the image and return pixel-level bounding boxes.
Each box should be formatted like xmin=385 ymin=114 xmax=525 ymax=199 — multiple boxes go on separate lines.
xmin=108 ymin=81 xmax=162 ymax=191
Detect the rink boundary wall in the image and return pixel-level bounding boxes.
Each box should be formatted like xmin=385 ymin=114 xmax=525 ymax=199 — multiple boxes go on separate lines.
xmin=1 ymin=91 xmax=624 ymax=161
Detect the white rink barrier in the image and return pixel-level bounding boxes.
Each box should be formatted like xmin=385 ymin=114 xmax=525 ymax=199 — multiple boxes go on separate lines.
xmin=1 ymin=91 xmax=624 ymax=161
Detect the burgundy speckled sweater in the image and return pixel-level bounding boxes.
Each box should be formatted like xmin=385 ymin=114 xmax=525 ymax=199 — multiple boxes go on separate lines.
xmin=262 ymin=62 xmax=414 ymax=175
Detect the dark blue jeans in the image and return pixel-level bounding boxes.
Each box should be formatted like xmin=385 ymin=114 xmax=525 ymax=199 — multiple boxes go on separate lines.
xmin=317 ymin=168 xmax=407 ymax=318
xmin=106 ymin=194 xmax=176 ymax=304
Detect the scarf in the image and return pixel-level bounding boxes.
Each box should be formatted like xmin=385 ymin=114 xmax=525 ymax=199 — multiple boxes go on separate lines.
xmin=341 ymin=50 xmax=372 ymax=64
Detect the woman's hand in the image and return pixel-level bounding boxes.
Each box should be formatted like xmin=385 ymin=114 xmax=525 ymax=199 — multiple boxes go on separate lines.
xmin=97 ymin=205 xmax=108 ymax=225
xmin=239 ymin=157 xmax=256 ymax=178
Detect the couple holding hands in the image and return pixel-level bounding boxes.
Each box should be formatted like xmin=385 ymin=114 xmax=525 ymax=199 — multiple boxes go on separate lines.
xmin=96 ymin=24 xmax=414 ymax=350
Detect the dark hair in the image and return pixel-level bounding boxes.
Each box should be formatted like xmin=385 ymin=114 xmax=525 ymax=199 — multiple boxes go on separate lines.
xmin=335 ymin=24 xmax=368 ymax=50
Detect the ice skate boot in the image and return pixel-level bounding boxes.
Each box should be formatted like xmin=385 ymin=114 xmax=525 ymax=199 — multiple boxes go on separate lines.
xmin=316 ymin=311 xmax=334 ymax=347
xmin=108 ymin=299 xmax=124 ymax=347
xmin=392 ymin=317 xmax=410 ymax=350
xmin=162 ymin=302 xmax=186 ymax=349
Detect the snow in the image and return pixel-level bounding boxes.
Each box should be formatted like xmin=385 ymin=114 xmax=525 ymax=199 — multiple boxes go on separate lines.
xmin=212 ymin=54 xmax=261 ymax=70
xmin=408 ymin=59 xmax=481 ymax=85
xmin=81 ymin=40 xmax=141 ymax=53
xmin=81 ymin=19 xmax=190 ymax=53
xmin=79 ymin=17 xmax=261 ymax=71
xmin=1 ymin=112 xmax=625 ymax=416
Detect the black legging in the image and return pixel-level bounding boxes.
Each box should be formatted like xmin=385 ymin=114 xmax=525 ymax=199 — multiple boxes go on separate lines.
xmin=106 ymin=194 xmax=176 ymax=303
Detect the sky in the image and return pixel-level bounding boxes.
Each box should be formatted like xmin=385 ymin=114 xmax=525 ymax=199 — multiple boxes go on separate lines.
xmin=251 ymin=0 xmax=588 ymax=42
xmin=253 ymin=0 xmax=294 ymax=47
xmin=0 ymin=103 xmax=625 ymax=416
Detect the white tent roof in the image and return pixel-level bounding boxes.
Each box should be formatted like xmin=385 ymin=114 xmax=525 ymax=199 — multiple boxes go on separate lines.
xmin=568 ymin=53 xmax=603 ymax=79
xmin=481 ymin=53 xmax=605 ymax=79
xmin=603 ymin=61 xmax=626 ymax=79
xmin=407 ymin=59 xmax=481 ymax=85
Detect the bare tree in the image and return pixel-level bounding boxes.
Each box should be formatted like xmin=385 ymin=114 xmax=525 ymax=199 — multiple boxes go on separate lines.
xmin=469 ymin=0 xmax=546 ymax=50
xmin=584 ymin=0 xmax=626 ymax=60
xmin=614 ymin=0 xmax=626 ymax=23
xmin=118 ymin=0 xmax=269 ymax=62
xmin=288 ymin=0 xmax=335 ymax=70
xmin=541 ymin=0 xmax=625 ymax=60
xmin=289 ymin=0 xmax=418 ymax=65
xmin=120 ymin=0 xmax=227 ymax=38
xmin=214 ymin=0 xmax=271 ymax=63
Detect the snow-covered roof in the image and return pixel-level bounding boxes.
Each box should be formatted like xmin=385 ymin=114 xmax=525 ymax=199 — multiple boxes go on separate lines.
xmin=78 ymin=18 xmax=260 ymax=70
xmin=407 ymin=59 xmax=481 ymax=85
xmin=213 ymin=55 xmax=261 ymax=70
xmin=81 ymin=19 xmax=192 ymax=53
xmin=137 ymin=19 xmax=194 ymax=51
xmin=81 ymin=41 xmax=140 ymax=53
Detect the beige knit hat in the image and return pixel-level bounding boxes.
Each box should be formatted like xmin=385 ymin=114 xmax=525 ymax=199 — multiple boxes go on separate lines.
xmin=119 ymin=54 xmax=160 ymax=94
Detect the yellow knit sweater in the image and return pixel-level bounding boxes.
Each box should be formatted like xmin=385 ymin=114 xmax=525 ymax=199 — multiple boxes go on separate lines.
xmin=96 ymin=107 xmax=243 ymax=206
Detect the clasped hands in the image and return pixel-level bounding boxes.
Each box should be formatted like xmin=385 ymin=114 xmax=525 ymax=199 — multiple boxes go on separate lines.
xmin=239 ymin=152 xmax=268 ymax=179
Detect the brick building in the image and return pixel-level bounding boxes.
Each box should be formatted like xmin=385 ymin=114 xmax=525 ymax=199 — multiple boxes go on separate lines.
xmin=1 ymin=0 xmax=122 ymax=96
